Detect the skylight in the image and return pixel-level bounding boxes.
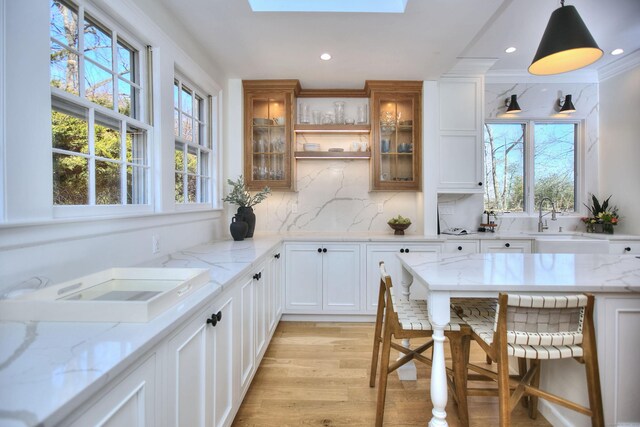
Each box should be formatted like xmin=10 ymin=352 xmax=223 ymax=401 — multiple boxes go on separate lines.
xmin=248 ymin=0 xmax=408 ymax=13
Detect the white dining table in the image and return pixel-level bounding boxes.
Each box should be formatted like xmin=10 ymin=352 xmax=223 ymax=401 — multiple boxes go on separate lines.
xmin=397 ymin=252 xmax=640 ymax=427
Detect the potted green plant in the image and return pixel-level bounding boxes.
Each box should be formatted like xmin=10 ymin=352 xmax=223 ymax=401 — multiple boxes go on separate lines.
xmin=223 ymin=175 xmax=271 ymax=239
xmin=581 ymin=194 xmax=620 ymax=234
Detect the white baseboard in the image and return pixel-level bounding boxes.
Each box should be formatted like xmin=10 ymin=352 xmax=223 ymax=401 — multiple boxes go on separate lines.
xmin=280 ymin=313 xmax=376 ymax=322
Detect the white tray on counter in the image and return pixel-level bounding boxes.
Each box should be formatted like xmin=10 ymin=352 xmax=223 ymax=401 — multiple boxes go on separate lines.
xmin=0 ymin=268 xmax=210 ymax=323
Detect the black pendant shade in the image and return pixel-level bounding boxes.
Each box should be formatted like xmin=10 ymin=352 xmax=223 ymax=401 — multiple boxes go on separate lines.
xmin=529 ymin=3 xmax=603 ymax=75
xmin=505 ymin=94 xmax=521 ymax=113
xmin=559 ymin=94 xmax=576 ymax=113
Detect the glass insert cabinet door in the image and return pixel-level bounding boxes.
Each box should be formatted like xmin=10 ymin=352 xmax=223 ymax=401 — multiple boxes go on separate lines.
xmin=243 ymin=89 xmax=294 ymax=190
xmin=372 ymin=91 xmax=421 ymax=191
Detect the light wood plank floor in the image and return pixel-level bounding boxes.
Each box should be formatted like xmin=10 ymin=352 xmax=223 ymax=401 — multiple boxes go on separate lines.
xmin=233 ymin=322 xmax=552 ymax=426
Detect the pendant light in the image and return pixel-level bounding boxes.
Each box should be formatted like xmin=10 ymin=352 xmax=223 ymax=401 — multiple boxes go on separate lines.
xmin=529 ymin=0 xmax=603 ymax=75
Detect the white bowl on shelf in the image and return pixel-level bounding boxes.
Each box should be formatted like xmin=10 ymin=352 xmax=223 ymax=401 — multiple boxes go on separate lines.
xmin=303 ymin=143 xmax=321 ymax=151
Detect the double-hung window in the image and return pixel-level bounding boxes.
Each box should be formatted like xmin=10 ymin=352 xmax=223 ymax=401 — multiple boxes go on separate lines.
xmin=174 ymin=77 xmax=212 ymax=204
xmin=49 ymin=0 xmax=150 ymax=210
xmin=483 ymin=121 xmax=578 ymax=214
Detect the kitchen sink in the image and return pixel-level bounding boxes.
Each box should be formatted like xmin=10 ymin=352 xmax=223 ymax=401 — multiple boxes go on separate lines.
xmin=0 ymin=268 xmax=210 ymax=322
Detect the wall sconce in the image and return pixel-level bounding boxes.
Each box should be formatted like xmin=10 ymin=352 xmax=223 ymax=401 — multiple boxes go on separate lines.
xmin=558 ymin=94 xmax=576 ymax=113
xmin=505 ymin=94 xmax=521 ymax=113
xmin=529 ymin=0 xmax=603 ymax=75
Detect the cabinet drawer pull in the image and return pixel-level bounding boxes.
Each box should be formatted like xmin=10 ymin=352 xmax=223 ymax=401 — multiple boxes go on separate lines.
xmin=207 ymin=314 xmax=218 ymax=327
xmin=405 ymin=248 xmax=410 ymax=253
xmin=457 ymin=246 xmax=463 ymax=251
xmin=505 ymin=243 xmax=511 ymax=248
xmin=625 ymin=247 xmax=631 ymax=252
xmin=318 ymin=248 xmax=322 ymax=253
xmin=478 ymin=182 xmax=483 ymax=186
xmin=253 ymin=272 xmax=262 ymax=281
xmin=323 ymin=248 xmax=327 ymax=253
xmin=400 ymin=248 xmax=405 ymax=253
xmin=274 ymin=253 xmax=281 ymax=259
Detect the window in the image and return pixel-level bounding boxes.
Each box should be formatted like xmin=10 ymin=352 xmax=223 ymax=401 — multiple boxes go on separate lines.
xmin=174 ymin=77 xmax=212 ymax=204
xmin=484 ymin=121 xmax=577 ymax=213
xmin=49 ymin=0 xmax=149 ymax=208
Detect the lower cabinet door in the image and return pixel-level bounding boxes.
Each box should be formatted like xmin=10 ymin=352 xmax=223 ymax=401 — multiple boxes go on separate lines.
xmin=210 ymin=295 xmax=235 ymax=427
xmin=70 ymin=354 xmax=157 ymax=427
xmin=285 ymin=244 xmax=323 ymax=311
xmin=322 ymin=244 xmax=361 ymax=311
xmin=165 ymin=294 xmax=236 ymax=427
xmin=165 ymin=310 xmax=211 ymax=427
xmin=239 ymin=274 xmax=255 ymax=395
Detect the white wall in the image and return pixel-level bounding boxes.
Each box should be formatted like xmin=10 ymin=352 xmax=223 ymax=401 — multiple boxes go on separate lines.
xmin=599 ymin=64 xmax=640 ymax=235
xmin=0 ymin=0 xmax=227 ymax=295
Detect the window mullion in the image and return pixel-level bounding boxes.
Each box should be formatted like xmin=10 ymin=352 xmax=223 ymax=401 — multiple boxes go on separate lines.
xmin=112 ymin=29 xmax=118 ymax=114
xmin=120 ymin=121 xmax=127 ymax=204
xmin=88 ymin=108 xmax=96 ymax=205
xmin=77 ymin=5 xmax=86 ymax=98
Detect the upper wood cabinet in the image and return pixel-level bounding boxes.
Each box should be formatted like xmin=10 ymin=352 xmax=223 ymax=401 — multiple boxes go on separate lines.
xmin=368 ymin=81 xmax=422 ymax=191
xmin=243 ymin=80 xmax=300 ymax=190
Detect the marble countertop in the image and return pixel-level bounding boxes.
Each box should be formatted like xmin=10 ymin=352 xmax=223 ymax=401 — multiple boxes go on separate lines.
xmin=0 ymin=236 xmax=281 ymax=427
xmin=399 ymin=252 xmax=640 ymax=293
xmin=1 ymin=232 xmax=639 ymax=426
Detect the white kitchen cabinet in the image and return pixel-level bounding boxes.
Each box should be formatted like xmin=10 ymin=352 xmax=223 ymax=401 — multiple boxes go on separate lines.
xmin=164 ymin=292 xmax=235 ymax=427
xmin=285 ymin=243 xmax=361 ymax=313
xmin=437 ymin=77 xmax=484 ymax=193
xmin=609 ymin=240 xmax=640 ymax=255
xmin=239 ymin=273 xmax=255 ymax=396
xmin=443 ymin=240 xmax=479 ymax=253
xmin=480 ymin=239 xmax=532 ymax=253
xmin=365 ymin=243 xmax=442 ymax=312
xmin=69 ymin=354 xmax=157 ymax=427
xmin=267 ymin=247 xmax=283 ymax=335
xmin=252 ymin=263 xmax=269 ymax=362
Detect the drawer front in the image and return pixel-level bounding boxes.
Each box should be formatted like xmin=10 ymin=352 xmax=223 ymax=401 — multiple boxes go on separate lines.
xmin=480 ymin=239 xmax=532 ymax=253
xmin=609 ymin=241 xmax=640 ymax=255
xmin=443 ymin=240 xmax=479 ymax=253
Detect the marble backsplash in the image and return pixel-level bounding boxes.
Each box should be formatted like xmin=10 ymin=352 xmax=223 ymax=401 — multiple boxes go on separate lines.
xmin=252 ymin=160 xmax=423 ymax=234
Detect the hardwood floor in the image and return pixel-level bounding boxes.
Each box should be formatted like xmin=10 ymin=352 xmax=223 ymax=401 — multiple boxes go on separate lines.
xmin=233 ymin=322 xmax=552 ymax=426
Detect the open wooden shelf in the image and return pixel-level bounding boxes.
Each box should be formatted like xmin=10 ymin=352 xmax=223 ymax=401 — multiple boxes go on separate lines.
xmin=294 ymin=124 xmax=370 ymax=134
xmin=294 ymin=151 xmax=371 ymax=159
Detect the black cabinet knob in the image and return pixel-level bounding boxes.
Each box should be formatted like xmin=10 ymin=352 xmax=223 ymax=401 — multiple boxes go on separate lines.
xmin=625 ymin=247 xmax=631 ymax=252
xmin=400 ymin=248 xmax=405 ymax=253
xmin=253 ymin=272 xmax=261 ymax=280
xmin=478 ymin=182 xmax=483 ymax=186
xmin=206 ymin=314 xmax=218 ymax=327
xmin=317 ymin=248 xmax=322 ymax=253
xmin=457 ymin=246 xmax=463 ymax=251
xmin=405 ymin=248 xmax=410 ymax=253
xmin=323 ymin=248 xmax=327 ymax=253
xmin=505 ymin=243 xmax=511 ymax=248
xmin=275 ymin=253 xmax=281 ymax=259
xmin=215 ymin=311 xmax=222 ymax=322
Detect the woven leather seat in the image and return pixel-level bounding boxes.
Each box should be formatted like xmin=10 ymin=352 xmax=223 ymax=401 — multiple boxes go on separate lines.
xmin=459 ymin=293 xmax=604 ymax=426
xmin=369 ymin=262 xmax=471 ymax=427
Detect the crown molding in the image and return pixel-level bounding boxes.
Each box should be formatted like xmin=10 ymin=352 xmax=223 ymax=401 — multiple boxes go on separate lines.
xmin=598 ymin=49 xmax=640 ymax=82
xmin=485 ymin=69 xmax=599 ymax=84
xmin=444 ymin=57 xmax=499 ymax=76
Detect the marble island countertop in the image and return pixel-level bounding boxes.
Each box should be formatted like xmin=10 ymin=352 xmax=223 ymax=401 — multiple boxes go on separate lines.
xmin=399 ymin=252 xmax=640 ymax=293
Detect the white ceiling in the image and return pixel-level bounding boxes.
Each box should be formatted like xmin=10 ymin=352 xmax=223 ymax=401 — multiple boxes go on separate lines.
xmin=151 ymin=0 xmax=640 ymax=88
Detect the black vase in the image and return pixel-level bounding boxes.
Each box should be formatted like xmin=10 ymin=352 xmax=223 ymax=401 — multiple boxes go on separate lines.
xmin=230 ymin=216 xmax=248 ymax=241
xmin=237 ymin=207 xmax=256 ymax=238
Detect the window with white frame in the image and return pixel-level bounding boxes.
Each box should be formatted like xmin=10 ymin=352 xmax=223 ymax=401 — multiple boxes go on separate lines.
xmin=49 ymin=0 xmax=150 ymax=207
xmin=484 ymin=121 xmax=577 ymax=213
xmin=174 ymin=77 xmax=212 ymax=204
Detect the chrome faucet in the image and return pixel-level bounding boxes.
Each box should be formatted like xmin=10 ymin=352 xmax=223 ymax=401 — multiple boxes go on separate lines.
xmin=538 ymin=197 xmax=557 ymax=232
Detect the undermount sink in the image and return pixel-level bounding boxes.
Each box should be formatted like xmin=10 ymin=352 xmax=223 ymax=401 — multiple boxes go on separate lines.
xmin=534 ymin=236 xmax=609 ymax=254
xmin=0 ymin=268 xmax=210 ymax=322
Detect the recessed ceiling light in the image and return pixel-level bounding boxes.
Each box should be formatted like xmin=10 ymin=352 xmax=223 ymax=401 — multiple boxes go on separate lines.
xmin=611 ymin=48 xmax=624 ymax=56
xmin=505 ymin=47 xmax=517 ymax=54
xmin=320 ymin=53 xmax=332 ymax=61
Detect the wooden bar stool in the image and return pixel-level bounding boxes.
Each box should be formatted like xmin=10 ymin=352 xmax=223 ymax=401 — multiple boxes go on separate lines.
xmin=460 ymin=293 xmax=604 ymax=427
xmin=369 ymin=261 xmax=471 ymax=427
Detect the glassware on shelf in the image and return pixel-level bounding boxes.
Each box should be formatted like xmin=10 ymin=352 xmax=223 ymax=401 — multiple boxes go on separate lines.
xmin=334 ymin=101 xmax=345 ymax=124
xmin=312 ymin=110 xmax=322 ymax=125
xmin=299 ymin=103 xmax=310 ymax=123
xmin=321 ymin=112 xmax=335 ymax=125
xmin=357 ymin=104 xmax=368 ymax=124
